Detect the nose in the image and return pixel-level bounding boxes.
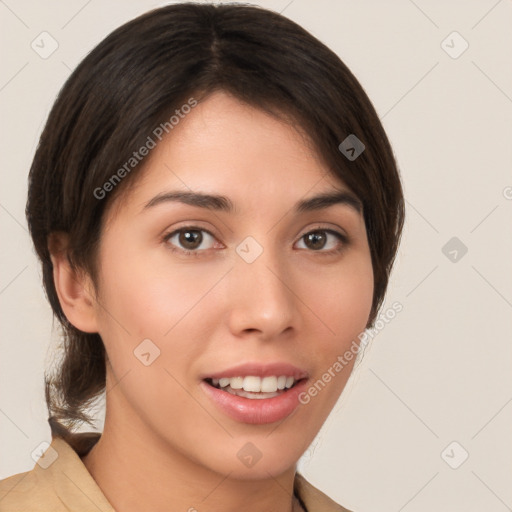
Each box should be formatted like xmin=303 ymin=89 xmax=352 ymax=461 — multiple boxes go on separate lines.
xmin=225 ymin=242 xmax=299 ymax=341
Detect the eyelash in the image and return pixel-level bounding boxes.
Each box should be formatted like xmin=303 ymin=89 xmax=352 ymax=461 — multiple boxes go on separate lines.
xmin=162 ymin=225 xmax=349 ymax=257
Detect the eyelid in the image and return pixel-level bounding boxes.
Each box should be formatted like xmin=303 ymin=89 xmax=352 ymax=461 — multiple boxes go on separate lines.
xmin=297 ymin=223 xmax=348 ymax=242
xmin=162 ymin=220 xmax=219 ymax=240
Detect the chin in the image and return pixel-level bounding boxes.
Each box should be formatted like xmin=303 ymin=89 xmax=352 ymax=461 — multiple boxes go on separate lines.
xmin=197 ymin=435 xmax=307 ymax=481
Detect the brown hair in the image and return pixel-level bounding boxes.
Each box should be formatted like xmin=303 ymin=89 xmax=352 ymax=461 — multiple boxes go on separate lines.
xmin=26 ymin=2 xmax=405 ymax=440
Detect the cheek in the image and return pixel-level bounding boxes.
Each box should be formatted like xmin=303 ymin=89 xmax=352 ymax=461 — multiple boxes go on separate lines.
xmin=300 ymin=252 xmax=373 ymax=402
xmin=96 ymin=245 xmax=219 ymax=341
xmin=298 ymin=257 xmax=372 ymax=388
xmin=93 ymin=245 xmax=228 ymax=394
xmin=310 ymin=254 xmax=374 ymax=342
xmin=92 ymin=252 xmax=210 ymax=414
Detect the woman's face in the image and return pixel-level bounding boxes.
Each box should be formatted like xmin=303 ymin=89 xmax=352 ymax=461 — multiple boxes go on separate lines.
xmin=90 ymin=91 xmax=373 ymax=478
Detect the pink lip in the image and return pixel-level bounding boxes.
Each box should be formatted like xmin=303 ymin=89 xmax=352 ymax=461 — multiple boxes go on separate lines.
xmin=200 ymin=378 xmax=309 ymax=424
xmin=199 ymin=361 xmax=310 ymax=425
xmin=201 ymin=362 xmax=309 ymax=380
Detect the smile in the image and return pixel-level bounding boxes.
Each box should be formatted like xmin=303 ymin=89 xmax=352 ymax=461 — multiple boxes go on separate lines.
xmin=200 ymin=363 xmax=309 ymax=424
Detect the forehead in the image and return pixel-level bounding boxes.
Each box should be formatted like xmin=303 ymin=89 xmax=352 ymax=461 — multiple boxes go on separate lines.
xmin=106 ymin=91 xmax=355 ymax=221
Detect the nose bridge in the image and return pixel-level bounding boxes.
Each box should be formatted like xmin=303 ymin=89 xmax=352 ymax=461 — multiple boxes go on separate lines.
xmin=226 ymin=235 xmax=298 ymax=338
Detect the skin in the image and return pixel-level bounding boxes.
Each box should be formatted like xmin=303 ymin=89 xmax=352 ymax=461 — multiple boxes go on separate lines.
xmin=51 ymin=91 xmax=374 ymax=512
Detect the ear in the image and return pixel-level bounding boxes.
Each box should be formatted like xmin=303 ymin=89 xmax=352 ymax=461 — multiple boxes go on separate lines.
xmin=48 ymin=232 xmax=99 ymax=333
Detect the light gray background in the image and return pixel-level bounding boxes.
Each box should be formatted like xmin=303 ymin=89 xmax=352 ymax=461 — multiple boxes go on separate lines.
xmin=1 ymin=1 xmax=511 ymax=511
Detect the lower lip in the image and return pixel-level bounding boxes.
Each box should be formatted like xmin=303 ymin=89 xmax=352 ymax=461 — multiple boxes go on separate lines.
xmin=200 ymin=379 xmax=308 ymax=425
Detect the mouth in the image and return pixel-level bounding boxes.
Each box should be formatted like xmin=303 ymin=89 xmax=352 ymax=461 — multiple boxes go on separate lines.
xmin=200 ymin=363 xmax=309 ymax=424
xmin=204 ymin=375 xmax=307 ymax=400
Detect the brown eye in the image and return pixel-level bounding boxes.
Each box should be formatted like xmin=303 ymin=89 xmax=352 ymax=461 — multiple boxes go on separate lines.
xmin=296 ymin=229 xmax=346 ymax=253
xmin=164 ymin=227 xmax=217 ymax=254
xmin=304 ymin=231 xmax=327 ymax=250
xmin=178 ymin=229 xmax=203 ymax=250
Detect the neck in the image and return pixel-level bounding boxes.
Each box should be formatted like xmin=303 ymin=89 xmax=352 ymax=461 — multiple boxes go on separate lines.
xmin=82 ymin=401 xmax=301 ymax=512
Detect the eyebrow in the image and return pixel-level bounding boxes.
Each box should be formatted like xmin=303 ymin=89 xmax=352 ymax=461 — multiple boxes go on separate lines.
xmin=143 ymin=189 xmax=362 ymax=214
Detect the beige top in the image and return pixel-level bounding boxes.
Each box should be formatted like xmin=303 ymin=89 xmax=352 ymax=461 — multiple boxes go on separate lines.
xmin=0 ymin=432 xmax=353 ymax=511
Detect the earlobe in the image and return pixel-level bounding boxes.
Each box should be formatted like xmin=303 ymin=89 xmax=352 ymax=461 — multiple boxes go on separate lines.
xmin=48 ymin=232 xmax=99 ymax=333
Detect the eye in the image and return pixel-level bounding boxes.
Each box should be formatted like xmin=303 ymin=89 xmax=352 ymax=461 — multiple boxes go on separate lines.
xmin=295 ymin=229 xmax=347 ymax=254
xmin=164 ymin=226 xmax=219 ymax=255
xmin=163 ymin=226 xmax=348 ymax=257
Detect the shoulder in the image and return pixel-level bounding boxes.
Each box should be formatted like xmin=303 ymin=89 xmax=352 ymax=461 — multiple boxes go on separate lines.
xmin=0 ymin=464 xmax=64 ymax=511
xmin=0 ymin=434 xmax=113 ymax=512
xmin=294 ymin=472 xmax=356 ymax=512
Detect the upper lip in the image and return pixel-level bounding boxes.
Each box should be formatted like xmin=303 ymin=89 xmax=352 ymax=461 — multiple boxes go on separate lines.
xmin=201 ymin=362 xmax=309 ymax=381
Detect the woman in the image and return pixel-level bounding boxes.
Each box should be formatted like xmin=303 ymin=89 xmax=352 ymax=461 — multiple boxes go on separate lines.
xmin=0 ymin=3 xmax=404 ymax=511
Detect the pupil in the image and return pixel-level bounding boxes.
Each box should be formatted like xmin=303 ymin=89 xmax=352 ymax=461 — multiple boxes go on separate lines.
xmin=306 ymin=231 xmax=325 ymax=250
xmin=180 ymin=230 xmax=202 ymax=249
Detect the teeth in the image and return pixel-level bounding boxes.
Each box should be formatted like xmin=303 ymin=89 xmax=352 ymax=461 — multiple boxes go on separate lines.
xmin=212 ymin=375 xmax=296 ymax=393
xmin=243 ymin=376 xmax=261 ymax=392
xmin=261 ymin=376 xmax=277 ymax=392
xmin=226 ymin=387 xmax=281 ymax=399
xmin=230 ymin=377 xmax=244 ymax=389
xmin=277 ymin=376 xmax=287 ymax=390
